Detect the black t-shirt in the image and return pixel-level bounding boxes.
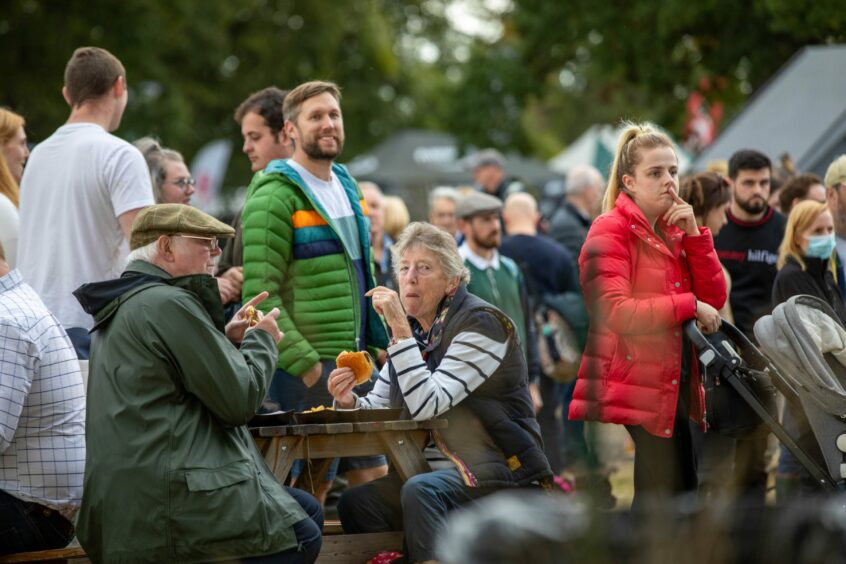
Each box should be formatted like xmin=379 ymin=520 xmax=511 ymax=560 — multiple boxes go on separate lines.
xmin=713 ymin=207 xmax=786 ymax=337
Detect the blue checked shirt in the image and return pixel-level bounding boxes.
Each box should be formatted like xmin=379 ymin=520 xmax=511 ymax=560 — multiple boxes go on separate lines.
xmin=0 ymin=269 xmax=85 ymax=519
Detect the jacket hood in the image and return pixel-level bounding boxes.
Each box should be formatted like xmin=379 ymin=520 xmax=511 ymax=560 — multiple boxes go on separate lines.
xmin=74 ymin=261 xmax=225 ymax=333
xmin=74 ymin=261 xmax=171 ymax=320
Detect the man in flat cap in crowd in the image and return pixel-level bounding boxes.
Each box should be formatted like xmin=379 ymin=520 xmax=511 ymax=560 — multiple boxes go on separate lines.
xmin=457 ymin=192 xmax=543 ymax=410
xmin=72 ymin=204 xmax=323 ymax=563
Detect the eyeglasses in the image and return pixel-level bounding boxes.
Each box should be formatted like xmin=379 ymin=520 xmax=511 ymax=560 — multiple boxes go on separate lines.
xmin=169 ymin=177 xmax=196 ymax=192
xmin=174 ymin=234 xmax=219 ymax=251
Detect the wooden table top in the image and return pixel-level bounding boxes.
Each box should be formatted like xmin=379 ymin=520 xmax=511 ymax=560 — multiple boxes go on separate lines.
xmin=250 ymin=418 xmax=447 ymax=437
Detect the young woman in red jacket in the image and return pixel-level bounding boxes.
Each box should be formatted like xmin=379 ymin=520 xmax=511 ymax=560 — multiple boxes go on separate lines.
xmin=568 ymin=122 xmax=726 ymax=510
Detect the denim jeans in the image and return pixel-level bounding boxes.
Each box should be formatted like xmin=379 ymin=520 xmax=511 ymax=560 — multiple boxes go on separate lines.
xmin=337 ymin=469 xmax=500 ymax=562
xmin=560 ymin=380 xmax=588 ymax=468
xmin=536 ymin=374 xmax=564 ymax=473
xmin=239 ymin=487 xmax=323 ymax=564
xmin=0 ymin=490 xmax=75 ymax=555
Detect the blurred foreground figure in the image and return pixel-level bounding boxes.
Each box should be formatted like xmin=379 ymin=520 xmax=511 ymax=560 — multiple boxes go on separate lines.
xmin=440 ymin=490 xmax=846 ymax=564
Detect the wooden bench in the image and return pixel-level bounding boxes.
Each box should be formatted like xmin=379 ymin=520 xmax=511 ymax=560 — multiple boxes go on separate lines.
xmin=0 ymin=547 xmax=89 ymax=563
xmin=0 ymin=524 xmax=399 ymax=564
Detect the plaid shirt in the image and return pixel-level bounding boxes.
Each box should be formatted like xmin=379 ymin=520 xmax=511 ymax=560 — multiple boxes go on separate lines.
xmin=0 ymin=269 xmax=85 ymax=519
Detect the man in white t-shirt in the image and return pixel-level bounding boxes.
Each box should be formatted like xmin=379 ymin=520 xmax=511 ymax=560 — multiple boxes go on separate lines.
xmin=17 ymin=46 xmax=154 ymax=358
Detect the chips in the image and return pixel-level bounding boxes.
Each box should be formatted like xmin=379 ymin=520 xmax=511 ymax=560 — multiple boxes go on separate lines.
xmin=301 ymin=405 xmax=334 ymax=413
xmin=336 ymin=350 xmax=375 ymax=385
xmin=245 ymin=305 xmax=259 ymax=327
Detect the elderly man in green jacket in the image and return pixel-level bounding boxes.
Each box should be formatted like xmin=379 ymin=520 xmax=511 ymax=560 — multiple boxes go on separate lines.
xmin=73 ymin=204 xmax=323 ymax=563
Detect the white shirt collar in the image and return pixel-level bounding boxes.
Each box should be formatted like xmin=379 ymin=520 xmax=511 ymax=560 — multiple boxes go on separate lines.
xmin=459 ymin=242 xmax=500 ymax=270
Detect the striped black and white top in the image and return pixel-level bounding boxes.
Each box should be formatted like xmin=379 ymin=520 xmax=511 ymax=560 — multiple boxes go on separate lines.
xmin=0 ymin=269 xmax=86 ymax=519
xmin=355 ymin=332 xmax=508 ymax=468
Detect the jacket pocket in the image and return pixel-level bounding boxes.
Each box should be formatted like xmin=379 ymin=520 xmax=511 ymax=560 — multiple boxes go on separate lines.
xmin=185 ymin=461 xmax=252 ymax=492
xmin=168 ymin=459 xmax=268 ymax=556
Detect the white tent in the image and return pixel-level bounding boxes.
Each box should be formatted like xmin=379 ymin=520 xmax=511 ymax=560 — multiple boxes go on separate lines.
xmin=548 ymin=124 xmax=692 ymax=178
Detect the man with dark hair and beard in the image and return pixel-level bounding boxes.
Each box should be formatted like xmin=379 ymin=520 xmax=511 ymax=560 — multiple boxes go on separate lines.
xmin=712 ymin=148 xmax=786 ymax=507
xmin=714 ymin=149 xmax=786 ymax=336
xmin=241 ymin=81 xmax=389 ymax=504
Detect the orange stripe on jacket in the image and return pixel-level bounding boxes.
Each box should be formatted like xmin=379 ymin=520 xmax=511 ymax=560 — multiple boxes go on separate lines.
xmin=291 ymin=210 xmax=328 ymax=228
xmin=359 ymin=199 xmax=369 ymax=216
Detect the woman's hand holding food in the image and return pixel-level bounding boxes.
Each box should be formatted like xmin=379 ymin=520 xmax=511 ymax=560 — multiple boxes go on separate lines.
xmin=328 ymin=367 xmax=357 ymax=409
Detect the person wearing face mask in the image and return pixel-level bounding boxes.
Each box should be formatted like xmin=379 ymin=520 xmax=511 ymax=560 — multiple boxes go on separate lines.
xmin=771 ymin=200 xmax=846 ymax=500
xmin=569 ymin=122 xmax=726 ymax=510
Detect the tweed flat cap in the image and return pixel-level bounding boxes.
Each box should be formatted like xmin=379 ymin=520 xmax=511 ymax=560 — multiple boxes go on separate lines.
xmin=825 ymin=155 xmax=846 ymax=188
xmin=130 ymin=204 xmax=235 ymax=250
xmin=456 ymin=191 xmax=503 ymax=219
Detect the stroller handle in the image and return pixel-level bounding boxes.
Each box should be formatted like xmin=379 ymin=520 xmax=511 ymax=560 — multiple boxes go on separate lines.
xmin=682 ymin=318 xmax=739 ymax=368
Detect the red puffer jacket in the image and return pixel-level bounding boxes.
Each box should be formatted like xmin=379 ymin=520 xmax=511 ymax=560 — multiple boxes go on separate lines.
xmin=568 ymin=193 xmax=727 ymax=438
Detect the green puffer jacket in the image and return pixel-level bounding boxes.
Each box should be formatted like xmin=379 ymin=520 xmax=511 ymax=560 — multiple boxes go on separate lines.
xmin=241 ymin=160 xmax=388 ymax=376
xmin=74 ymin=261 xmax=308 ymax=563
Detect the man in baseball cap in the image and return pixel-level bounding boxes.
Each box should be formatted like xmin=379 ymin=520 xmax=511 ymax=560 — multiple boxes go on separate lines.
xmin=72 ymin=205 xmax=325 ymax=562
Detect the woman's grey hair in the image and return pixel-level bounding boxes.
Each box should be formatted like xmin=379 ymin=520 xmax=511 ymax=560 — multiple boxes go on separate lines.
xmin=134 ymin=137 xmax=185 ymax=203
xmin=391 ymin=222 xmax=470 ymax=285
xmin=126 ymin=240 xmax=158 ymax=264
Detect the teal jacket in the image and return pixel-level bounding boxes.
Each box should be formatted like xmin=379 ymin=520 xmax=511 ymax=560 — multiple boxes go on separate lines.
xmin=241 ymin=160 xmax=388 ymax=376
xmin=74 ymin=261 xmax=307 ymax=563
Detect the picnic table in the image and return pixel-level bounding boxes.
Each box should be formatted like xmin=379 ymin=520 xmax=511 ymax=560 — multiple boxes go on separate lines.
xmin=252 ymin=417 xmax=448 ymax=563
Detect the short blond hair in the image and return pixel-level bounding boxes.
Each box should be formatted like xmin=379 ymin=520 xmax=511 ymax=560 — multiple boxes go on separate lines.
xmin=778 ymin=200 xmax=835 ymax=273
xmin=383 ymin=195 xmax=411 ymax=241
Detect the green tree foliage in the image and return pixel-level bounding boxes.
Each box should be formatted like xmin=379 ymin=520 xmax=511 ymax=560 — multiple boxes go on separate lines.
xmin=445 ymin=0 xmax=846 ymax=157
xmin=0 ymin=0 xmax=451 ymax=188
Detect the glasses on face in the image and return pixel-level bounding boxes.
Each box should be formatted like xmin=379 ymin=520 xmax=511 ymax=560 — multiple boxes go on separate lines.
xmin=175 ymin=234 xmax=219 ymax=251
xmin=169 ymin=177 xmax=196 ymax=192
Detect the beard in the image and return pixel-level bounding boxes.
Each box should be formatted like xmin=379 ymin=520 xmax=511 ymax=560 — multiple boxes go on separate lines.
xmin=736 ymin=194 xmax=766 ymax=215
xmin=302 ymin=134 xmax=344 ymax=161
xmin=474 ymin=231 xmax=501 ymax=249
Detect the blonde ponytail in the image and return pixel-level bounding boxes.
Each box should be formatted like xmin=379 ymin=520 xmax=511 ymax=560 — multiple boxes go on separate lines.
xmin=602 ymin=121 xmax=675 ymax=212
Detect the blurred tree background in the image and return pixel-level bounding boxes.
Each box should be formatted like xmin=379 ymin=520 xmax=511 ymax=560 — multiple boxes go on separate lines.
xmin=2 ymin=0 xmax=844 ymax=194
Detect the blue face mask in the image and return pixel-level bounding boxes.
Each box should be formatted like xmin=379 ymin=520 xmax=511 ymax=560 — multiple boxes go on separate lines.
xmin=805 ymin=233 xmax=836 ymax=259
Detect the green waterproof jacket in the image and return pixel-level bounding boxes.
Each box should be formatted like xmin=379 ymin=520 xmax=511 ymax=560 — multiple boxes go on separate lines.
xmin=241 ymin=160 xmax=388 ymax=376
xmin=74 ymin=261 xmax=307 ymax=563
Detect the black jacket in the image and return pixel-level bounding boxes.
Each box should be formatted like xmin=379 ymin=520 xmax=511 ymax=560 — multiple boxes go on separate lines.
xmin=772 ymin=255 xmax=846 ymax=326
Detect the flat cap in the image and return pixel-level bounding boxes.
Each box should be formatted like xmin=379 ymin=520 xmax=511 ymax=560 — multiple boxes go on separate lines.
xmin=130 ymin=204 xmax=235 ymax=250
xmin=825 ymin=155 xmax=846 ymax=188
xmin=469 ymin=148 xmax=505 ymax=170
xmin=456 ymin=191 xmax=503 ymax=219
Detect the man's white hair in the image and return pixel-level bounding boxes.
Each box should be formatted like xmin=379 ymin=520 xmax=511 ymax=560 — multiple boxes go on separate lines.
xmin=565 ymin=164 xmax=604 ymax=195
xmin=126 ymin=240 xmax=159 ymax=265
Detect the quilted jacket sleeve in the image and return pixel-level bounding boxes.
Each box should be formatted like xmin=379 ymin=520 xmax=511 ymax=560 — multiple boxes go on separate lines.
xmin=241 ymin=177 xmax=319 ymax=376
xmin=579 ymin=217 xmax=697 ymax=335
xmin=682 ymin=227 xmax=727 ymax=310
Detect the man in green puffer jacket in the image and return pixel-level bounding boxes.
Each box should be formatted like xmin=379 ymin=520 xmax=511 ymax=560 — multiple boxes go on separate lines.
xmin=241 ymin=81 xmax=389 ymax=502
xmin=73 ymin=204 xmax=323 ymax=563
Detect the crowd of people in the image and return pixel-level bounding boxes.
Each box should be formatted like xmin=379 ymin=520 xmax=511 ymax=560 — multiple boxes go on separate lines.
xmin=2 ymin=43 xmax=846 ymax=563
